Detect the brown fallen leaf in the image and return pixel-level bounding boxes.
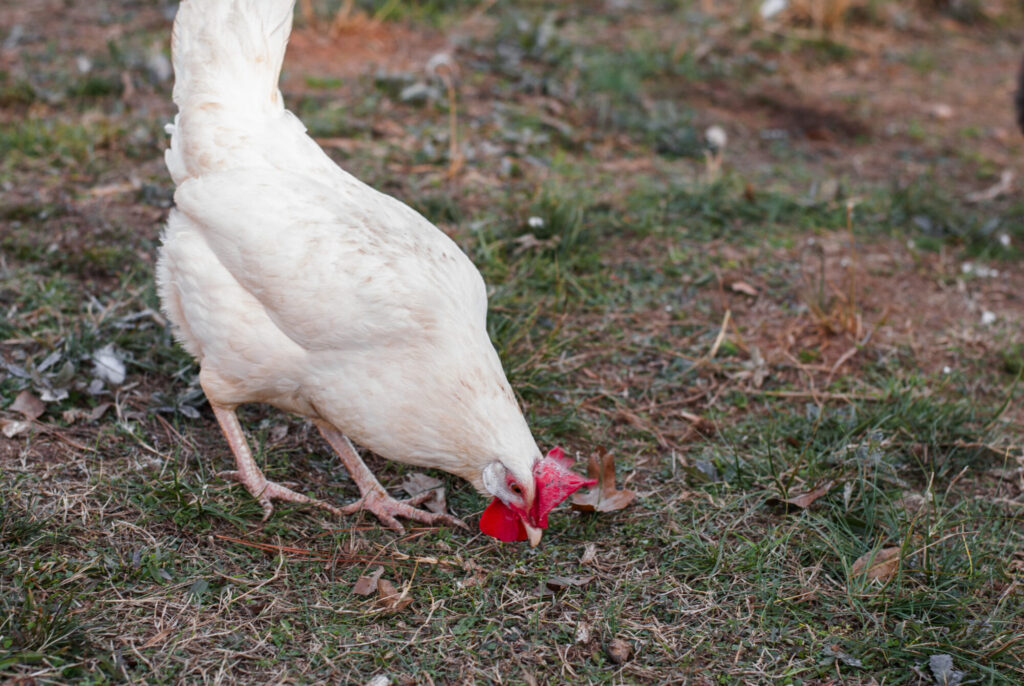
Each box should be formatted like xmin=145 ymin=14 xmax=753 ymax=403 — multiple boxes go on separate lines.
xmin=768 ymin=480 xmax=835 ymax=511
xmin=10 ymin=390 xmax=45 ymax=422
xmin=1 ymin=419 xmax=33 ymax=438
xmin=571 ymin=450 xmax=636 ymax=513
xmin=851 ymin=547 xmax=901 ymax=581
xmin=61 ymin=403 xmax=112 ymax=425
xmin=456 ymin=559 xmax=488 ymax=589
xmin=539 ymin=575 xmax=594 ymax=595
xmin=457 ymin=569 xmax=487 ymax=589
xmin=352 ymin=566 xmax=385 ymax=596
xmin=62 ymin=408 xmax=89 ymax=424
xmin=399 ymin=472 xmax=446 ymax=515
xmin=730 ymin=280 xmax=759 ymax=297
xmin=377 ymin=578 xmax=413 ymax=612
xmin=606 ymin=638 xmax=633 ymax=664
xmin=89 ymin=402 xmax=112 ymax=422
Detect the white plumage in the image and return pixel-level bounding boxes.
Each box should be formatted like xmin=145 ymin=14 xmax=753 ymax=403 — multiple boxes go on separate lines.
xmin=156 ymin=0 xmax=578 ymax=539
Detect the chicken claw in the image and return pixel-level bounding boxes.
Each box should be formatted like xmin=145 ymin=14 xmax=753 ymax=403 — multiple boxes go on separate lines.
xmin=339 ymin=486 xmax=467 ymax=533
xmin=317 ymin=422 xmax=467 ymax=533
xmin=219 ymin=469 xmax=343 ymax=521
xmin=209 ymin=404 xmax=343 ymax=520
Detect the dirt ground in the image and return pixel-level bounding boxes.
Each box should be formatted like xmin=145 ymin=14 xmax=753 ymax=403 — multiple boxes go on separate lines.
xmin=2 ymin=0 xmax=1023 ymax=683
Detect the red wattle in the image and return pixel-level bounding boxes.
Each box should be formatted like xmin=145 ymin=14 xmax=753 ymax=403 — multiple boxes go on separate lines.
xmin=479 ymin=497 xmax=526 ymax=542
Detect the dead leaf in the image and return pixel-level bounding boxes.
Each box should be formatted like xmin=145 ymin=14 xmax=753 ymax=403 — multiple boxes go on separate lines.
xmin=1 ymin=419 xmax=33 ymax=438
xmin=512 ymin=232 xmax=560 ymax=255
xmin=400 ymin=472 xmax=446 ymax=515
xmin=822 ymin=644 xmax=863 ymax=668
xmin=929 ymin=654 xmax=964 ymax=686
xmin=543 ymin=575 xmax=593 ymax=593
xmin=574 ymin=620 xmax=591 ymax=644
xmin=62 ymin=408 xmax=89 ymax=424
xmin=731 ymin=346 xmax=769 ymax=388
xmin=851 ymin=546 xmax=901 ymax=581
xmin=730 ymin=280 xmax=759 ymax=296
xmin=352 ymin=566 xmax=385 ymax=596
xmin=570 ymin=450 xmax=636 ymax=513
xmin=10 ymin=390 xmax=45 ymax=422
xmin=377 ymin=578 xmax=413 ymax=612
xmin=91 ymin=344 xmax=126 ymax=386
xmin=41 ymin=387 xmax=69 ymax=403
xmin=786 ymin=480 xmax=835 ymax=508
xmin=456 ymin=569 xmax=487 ymax=589
xmin=269 ymin=423 xmax=288 ymax=442
xmin=61 ymin=402 xmax=111 ymax=425
xmin=456 ymin=560 xmax=488 ymax=589
xmin=580 ymin=542 xmax=597 ymax=565
xmin=768 ymin=480 xmax=835 ymax=510
xmin=606 ymin=638 xmax=632 ymax=664
xmin=899 ymin=492 xmax=930 ymax=513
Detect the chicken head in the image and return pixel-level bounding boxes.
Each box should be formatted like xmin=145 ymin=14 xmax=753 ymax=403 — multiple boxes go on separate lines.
xmin=479 ymin=447 xmax=595 ymax=547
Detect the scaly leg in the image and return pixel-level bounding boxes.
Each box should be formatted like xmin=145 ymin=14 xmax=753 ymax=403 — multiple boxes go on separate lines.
xmin=212 ymin=405 xmax=343 ymax=521
xmin=316 ymin=422 xmax=467 ymax=533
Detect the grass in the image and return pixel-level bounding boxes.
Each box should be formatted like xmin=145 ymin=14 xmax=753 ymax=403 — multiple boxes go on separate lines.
xmin=2 ymin=0 xmax=1023 ymax=683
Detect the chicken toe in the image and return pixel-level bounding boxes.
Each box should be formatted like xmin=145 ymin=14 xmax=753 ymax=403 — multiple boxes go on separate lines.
xmin=317 ymin=422 xmax=467 ymax=532
xmin=339 ymin=487 xmax=467 ymax=533
xmin=211 ymin=405 xmax=341 ymax=520
xmin=219 ymin=469 xmax=343 ymax=521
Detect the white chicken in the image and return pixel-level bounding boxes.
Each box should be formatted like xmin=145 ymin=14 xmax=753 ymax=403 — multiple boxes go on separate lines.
xmin=156 ymin=0 xmax=593 ymax=545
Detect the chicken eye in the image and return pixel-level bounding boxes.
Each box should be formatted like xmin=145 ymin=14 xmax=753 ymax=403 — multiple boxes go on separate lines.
xmin=510 ymin=483 xmax=522 ymax=495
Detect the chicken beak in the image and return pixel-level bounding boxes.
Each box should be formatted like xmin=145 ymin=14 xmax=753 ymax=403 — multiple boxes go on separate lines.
xmin=523 ymin=522 xmax=543 ymax=548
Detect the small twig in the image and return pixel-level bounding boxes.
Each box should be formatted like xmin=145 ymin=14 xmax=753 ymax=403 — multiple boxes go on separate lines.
xmin=214 ymin=534 xmax=403 ymax=566
xmin=226 ymin=552 xmax=285 ymax=608
xmin=439 ymin=69 xmax=462 ymax=179
xmin=35 ymin=424 xmax=101 ymax=453
xmin=738 ymin=389 xmax=879 ymax=402
xmin=825 ymin=345 xmax=859 ymax=385
xmin=705 ymin=309 xmax=731 ymax=362
xmin=402 ymin=596 xmax=441 ymax=650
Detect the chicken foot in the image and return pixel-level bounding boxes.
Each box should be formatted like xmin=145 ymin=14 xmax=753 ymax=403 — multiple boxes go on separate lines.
xmin=316 ymin=422 xmax=468 ymax=533
xmin=211 ymin=405 xmax=343 ymax=521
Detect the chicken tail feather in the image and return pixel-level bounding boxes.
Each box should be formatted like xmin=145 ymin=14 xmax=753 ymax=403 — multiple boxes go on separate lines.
xmin=170 ymin=0 xmax=293 ymax=113
xmin=165 ymin=0 xmax=295 ymax=182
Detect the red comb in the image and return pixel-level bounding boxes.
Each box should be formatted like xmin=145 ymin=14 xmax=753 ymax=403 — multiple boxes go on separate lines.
xmin=531 ymin=447 xmax=597 ymax=528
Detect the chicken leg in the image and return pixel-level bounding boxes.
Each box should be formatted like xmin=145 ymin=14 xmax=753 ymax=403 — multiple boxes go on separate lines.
xmin=316 ymin=422 xmax=467 ymax=533
xmin=212 ymin=404 xmax=343 ymax=520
